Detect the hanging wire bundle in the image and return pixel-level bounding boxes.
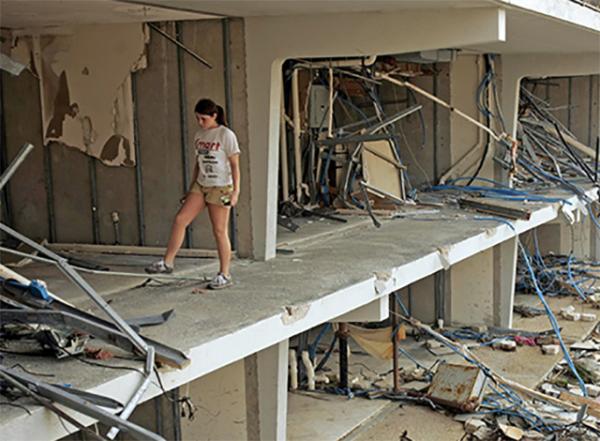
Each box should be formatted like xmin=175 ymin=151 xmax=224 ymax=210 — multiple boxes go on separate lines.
xmin=505 ymin=82 xmax=599 ymax=190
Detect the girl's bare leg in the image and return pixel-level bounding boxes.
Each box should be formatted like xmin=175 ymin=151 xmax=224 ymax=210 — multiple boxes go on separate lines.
xmin=164 ymin=193 xmax=206 ymax=266
xmin=207 ymin=204 xmax=232 ymax=275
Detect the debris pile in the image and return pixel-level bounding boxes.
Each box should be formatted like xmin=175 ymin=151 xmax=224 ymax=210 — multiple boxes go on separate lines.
xmin=0 ymin=145 xmax=190 ymax=441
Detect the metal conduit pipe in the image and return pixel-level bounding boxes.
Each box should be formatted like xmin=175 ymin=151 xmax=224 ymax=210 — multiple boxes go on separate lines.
xmin=294 ymin=55 xmax=377 ymax=69
xmin=291 ymin=69 xmax=303 ymax=202
xmin=301 ymin=350 xmax=316 ymax=390
xmin=0 ymin=143 xmax=34 ymax=191
xmin=280 ymin=88 xmax=290 ymax=201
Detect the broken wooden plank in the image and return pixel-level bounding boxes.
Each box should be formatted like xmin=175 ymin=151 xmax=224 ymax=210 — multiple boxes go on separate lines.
xmin=47 ymin=243 xmax=217 ymax=258
xmin=458 ymin=198 xmax=532 ymax=220
xmin=559 ymin=391 xmax=600 ymax=418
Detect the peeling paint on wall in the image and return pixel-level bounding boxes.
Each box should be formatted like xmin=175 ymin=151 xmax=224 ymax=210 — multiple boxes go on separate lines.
xmin=11 ymin=24 xmax=148 ymax=166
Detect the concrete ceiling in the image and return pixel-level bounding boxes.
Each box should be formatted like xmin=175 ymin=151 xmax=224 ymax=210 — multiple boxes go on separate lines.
xmin=132 ymin=0 xmax=598 ymax=54
xmin=0 ymin=0 xmax=214 ymax=29
xmin=1 ymin=0 xmax=598 ymax=54
xmin=122 ymin=0 xmax=492 ymax=17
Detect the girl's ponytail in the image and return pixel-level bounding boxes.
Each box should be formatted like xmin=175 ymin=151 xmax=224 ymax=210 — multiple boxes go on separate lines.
xmin=216 ymin=105 xmax=227 ymax=126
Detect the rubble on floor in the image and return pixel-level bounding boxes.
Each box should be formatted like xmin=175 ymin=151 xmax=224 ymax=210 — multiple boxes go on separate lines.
xmin=291 ymin=282 xmax=600 ymax=440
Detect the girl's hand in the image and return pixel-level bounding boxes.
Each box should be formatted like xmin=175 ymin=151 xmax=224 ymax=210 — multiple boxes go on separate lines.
xmin=231 ymin=190 xmax=239 ymax=207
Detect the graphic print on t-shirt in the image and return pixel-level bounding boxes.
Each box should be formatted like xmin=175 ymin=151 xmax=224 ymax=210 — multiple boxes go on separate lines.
xmin=193 ymin=126 xmax=240 ymax=187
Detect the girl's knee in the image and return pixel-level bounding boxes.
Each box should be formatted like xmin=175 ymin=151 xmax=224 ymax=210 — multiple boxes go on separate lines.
xmin=174 ymin=212 xmax=192 ymax=227
xmin=212 ymin=226 xmax=228 ymax=240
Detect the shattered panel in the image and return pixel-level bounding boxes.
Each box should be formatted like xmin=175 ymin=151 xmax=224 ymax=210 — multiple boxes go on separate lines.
xmin=13 ymin=24 xmax=148 ymax=166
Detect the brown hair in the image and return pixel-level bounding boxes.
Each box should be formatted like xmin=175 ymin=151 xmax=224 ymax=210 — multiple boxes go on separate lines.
xmin=194 ymin=98 xmax=226 ymax=126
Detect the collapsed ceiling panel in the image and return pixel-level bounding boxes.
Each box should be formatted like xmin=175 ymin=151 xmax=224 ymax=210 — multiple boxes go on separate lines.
xmin=12 ymin=24 xmax=148 ymax=166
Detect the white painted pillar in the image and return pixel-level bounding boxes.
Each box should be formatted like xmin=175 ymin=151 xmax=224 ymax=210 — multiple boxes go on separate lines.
xmin=493 ymin=236 xmax=518 ymax=328
xmin=242 ymin=8 xmax=506 ymax=260
xmin=244 ymin=340 xmax=289 ymax=441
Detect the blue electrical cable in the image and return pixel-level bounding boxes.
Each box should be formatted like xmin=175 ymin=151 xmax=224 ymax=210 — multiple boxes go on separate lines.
xmin=567 ymin=254 xmax=588 ymax=300
xmin=430 ymin=184 xmax=572 ymax=205
xmin=474 ymin=216 xmax=588 ymax=397
xmin=446 ymin=176 xmax=512 ymax=188
xmin=308 ymin=323 xmax=332 ymax=361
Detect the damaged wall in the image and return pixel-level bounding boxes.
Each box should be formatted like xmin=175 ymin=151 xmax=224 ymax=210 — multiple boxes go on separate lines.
xmin=1 ymin=19 xmax=249 ymax=249
xmin=11 ymin=24 xmax=147 ymax=167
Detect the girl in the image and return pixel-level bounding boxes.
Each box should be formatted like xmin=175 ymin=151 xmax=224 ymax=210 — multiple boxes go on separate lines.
xmin=146 ymin=98 xmax=240 ymax=290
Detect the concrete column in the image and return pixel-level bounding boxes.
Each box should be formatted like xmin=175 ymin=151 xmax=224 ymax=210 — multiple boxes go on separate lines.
xmin=448 ymin=248 xmax=494 ymax=326
xmin=244 ymin=340 xmax=289 ymax=441
xmin=536 ymin=216 xmax=593 ymax=260
xmin=402 ymin=275 xmax=436 ymax=324
xmin=493 ymin=236 xmax=518 ymax=328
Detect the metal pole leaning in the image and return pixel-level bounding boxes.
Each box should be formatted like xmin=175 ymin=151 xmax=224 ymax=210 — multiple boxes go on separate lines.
xmin=106 ymin=347 xmax=156 ymax=439
xmin=147 ymin=23 xmax=212 ymax=69
xmin=0 ymin=142 xmax=34 ymax=192
xmin=376 ymin=73 xmax=504 ymax=143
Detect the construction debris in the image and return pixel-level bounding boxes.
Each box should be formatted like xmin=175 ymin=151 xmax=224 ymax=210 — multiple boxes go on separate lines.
xmin=541 ymin=344 xmax=560 ymax=355
xmin=427 ymin=363 xmax=485 ymax=412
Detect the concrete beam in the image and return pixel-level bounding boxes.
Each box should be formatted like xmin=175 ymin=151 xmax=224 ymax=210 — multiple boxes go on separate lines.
xmin=243 ymin=8 xmax=506 ymax=260
xmin=332 ymin=297 xmax=389 ymax=323
xmin=245 ymin=340 xmax=289 ymax=441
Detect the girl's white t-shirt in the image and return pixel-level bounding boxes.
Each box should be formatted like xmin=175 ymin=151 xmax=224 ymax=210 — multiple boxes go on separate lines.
xmin=193 ymin=125 xmax=240 ymax=187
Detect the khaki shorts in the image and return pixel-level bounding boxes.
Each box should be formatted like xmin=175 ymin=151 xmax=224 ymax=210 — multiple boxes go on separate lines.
xmin=190 ymin=182 xmax=234 ymax=206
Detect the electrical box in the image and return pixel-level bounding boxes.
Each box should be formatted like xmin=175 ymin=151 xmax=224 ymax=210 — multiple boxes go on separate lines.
xmin=308 ymin=84 xmax=329 ymax=129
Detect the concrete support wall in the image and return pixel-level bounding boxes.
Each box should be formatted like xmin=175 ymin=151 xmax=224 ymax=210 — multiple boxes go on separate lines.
xmin=380 ymin=63 xmax=452 ymax=188
xmin=1 ymin=19 xmax=248 ymax=251
xmin=446 ymin=54 xmax=495 ymax=184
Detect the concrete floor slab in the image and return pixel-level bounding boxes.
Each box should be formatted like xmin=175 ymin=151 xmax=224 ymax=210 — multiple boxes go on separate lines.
xmin=350 ymin=404 xmax=465 ymax=441
xmin=287 ymin=392 xmax=392 ymax=441
xmin=1 ymin=187 xmax=597 ymax=439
